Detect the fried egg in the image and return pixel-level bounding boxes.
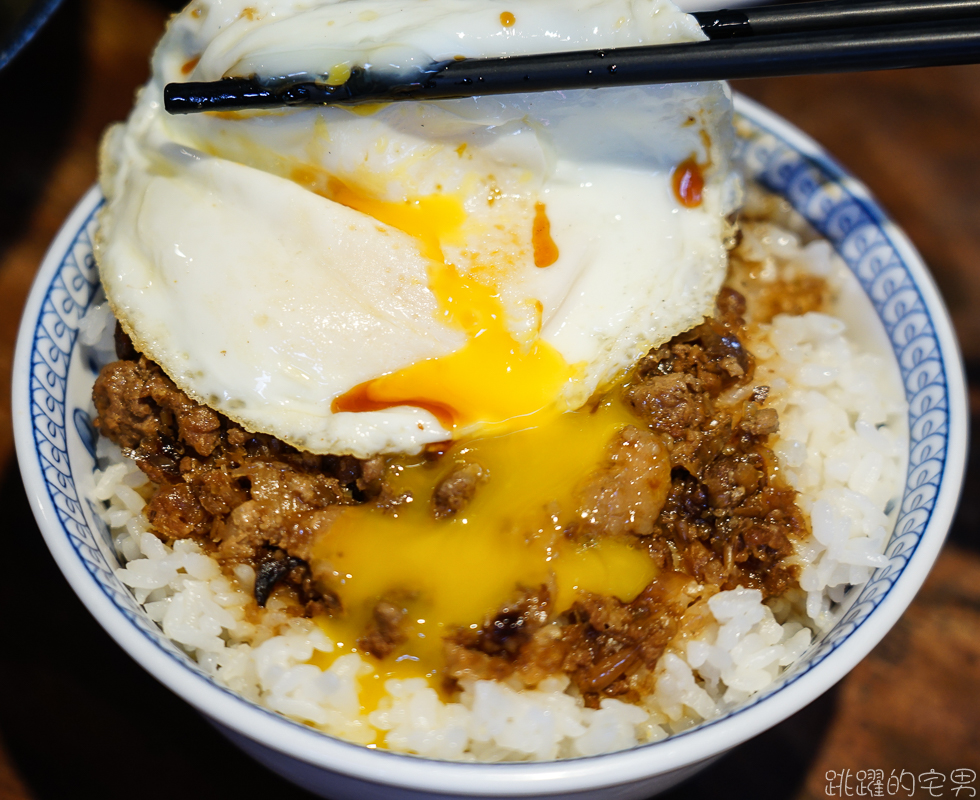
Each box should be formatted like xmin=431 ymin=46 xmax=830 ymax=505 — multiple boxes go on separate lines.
xmin=96 ymin=0 xmax=738 ymax=457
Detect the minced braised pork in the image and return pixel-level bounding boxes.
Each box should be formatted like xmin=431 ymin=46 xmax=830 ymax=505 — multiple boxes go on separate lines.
xmin=621 ymin=287 xmax=805 ymax=597
xmin=560 ymin=571 xmax=702 ymax=707
xmin=444 ymin=287 xmax=808 ymax=700
xmin=93 ymin=326 xmax=382 ymax=615
xmin=445 ymin=574 xmax=703 ymax=708
xmin=97 ymin=278 xmax=809 ymax=698
xmin=445 ymin=586 xmax=564 ymax=687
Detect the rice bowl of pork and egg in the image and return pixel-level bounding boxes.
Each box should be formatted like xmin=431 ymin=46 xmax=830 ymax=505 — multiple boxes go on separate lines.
xmin=14 ymin=0 xmax=968 ymax=797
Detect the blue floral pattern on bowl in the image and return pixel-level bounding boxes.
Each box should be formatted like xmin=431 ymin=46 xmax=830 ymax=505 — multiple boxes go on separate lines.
xmin=19 ymin=98 xmax=958 ymax=756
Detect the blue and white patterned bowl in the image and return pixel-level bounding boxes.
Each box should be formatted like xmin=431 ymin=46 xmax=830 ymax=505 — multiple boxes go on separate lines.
xmin=13 ymin=95 xmax=968 ymax=800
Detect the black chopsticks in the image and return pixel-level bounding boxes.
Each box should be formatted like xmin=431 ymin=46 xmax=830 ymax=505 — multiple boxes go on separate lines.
xmin=693 ymin=0 xmax=980 ymax=38
xmin=164 ymin=0 xmax=980 ymax=114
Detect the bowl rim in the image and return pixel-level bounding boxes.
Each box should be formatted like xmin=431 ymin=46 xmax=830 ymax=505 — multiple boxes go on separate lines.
xmin=13 ymin=93 xmax=968 ymax=795
xmin=0 ymin=0 xmax=65 ymax=71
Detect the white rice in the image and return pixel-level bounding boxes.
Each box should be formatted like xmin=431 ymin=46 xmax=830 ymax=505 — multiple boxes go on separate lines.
xmin=734 ymin=216 xmax=907 ymax=628
xmin=86 ymin=214 xmax=907 ymax=761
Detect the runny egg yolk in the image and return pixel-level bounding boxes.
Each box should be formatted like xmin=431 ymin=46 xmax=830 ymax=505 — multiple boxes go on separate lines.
xmin=310 ymin=393 xmax=663 ymax=715
xmin=325 ymin=176 xmax=574 ymax=431
xmin=304 ymin=173 xmax=663 ymax=724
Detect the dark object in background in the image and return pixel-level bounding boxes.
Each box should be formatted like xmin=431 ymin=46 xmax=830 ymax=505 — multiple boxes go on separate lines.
xmin=0 ymin=0 xmax=81 ymax=253
xmin=0 ymin=0 xmax=38 ymax=64
xmin=0 ymin=0 xmax=68 ymax=71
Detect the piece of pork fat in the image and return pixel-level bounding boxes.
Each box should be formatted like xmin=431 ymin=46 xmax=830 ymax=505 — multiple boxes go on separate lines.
xmin=570 ymin=425 xmax=672 ymax=538
xmin=358 ymin=600 xmax=410 ymax=659
xmin=432 ymin=462 xmax=488 ymax=519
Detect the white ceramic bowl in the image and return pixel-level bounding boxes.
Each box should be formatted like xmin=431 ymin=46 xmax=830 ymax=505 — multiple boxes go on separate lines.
xmin=14 ymin=95 xmax=968 ymax=800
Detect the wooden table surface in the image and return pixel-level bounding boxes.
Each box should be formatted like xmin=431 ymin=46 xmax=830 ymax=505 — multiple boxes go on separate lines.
xmin=1 ymin=1 xmax=978 ymax=798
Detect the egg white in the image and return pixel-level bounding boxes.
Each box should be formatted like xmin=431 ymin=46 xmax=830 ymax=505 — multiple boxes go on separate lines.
xmin=96 ymin=0 xmax=737 ymax=456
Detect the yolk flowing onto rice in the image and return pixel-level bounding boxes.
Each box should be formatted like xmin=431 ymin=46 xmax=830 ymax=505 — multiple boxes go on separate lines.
xmin=311 ymin=392 xmax=662 ymax=698
xmin=297 ymin=173 xmax=666 ymax=703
